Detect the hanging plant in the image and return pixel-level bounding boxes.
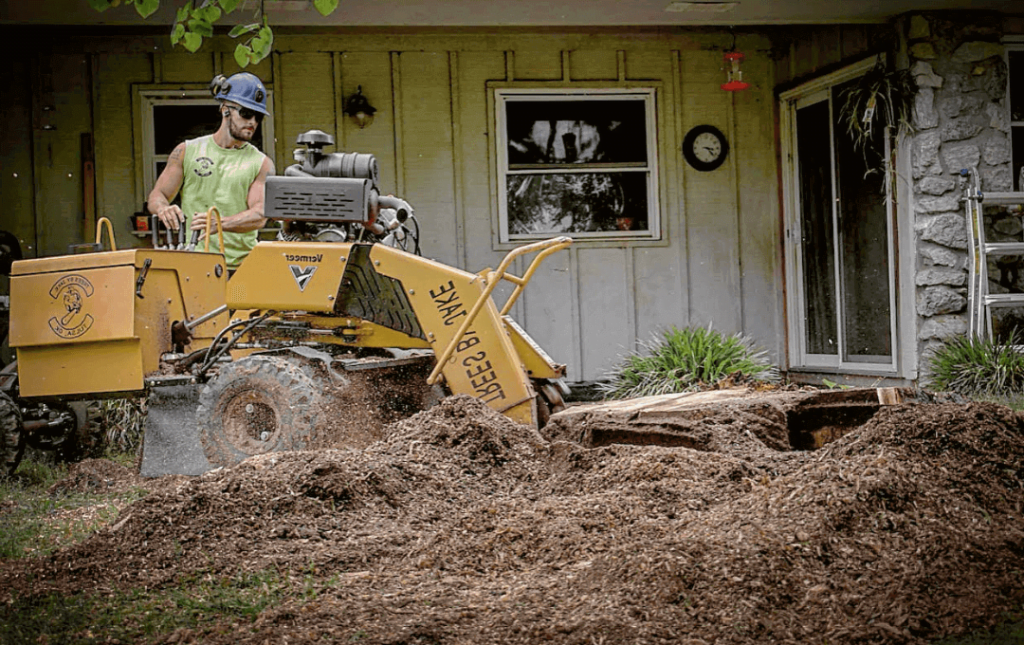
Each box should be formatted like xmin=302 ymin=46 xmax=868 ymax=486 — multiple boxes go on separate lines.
xmin=838 ymin=57 xmax=918 ymax=162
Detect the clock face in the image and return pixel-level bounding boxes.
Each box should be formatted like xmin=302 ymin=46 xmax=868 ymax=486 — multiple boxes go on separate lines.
xmin=682 ymin=125 xmax=729 ymax=172
xmin=693 ymin=132 xmax=722 ymax=163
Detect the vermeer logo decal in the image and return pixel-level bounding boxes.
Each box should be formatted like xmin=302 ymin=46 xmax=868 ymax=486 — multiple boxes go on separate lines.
xmin=193 ymin=156 xmax=215 ymax=177
xmin=48 ymin=274 xmax=95 ymax=339
xmin=289 ymin=265 xmax=317 ymax=291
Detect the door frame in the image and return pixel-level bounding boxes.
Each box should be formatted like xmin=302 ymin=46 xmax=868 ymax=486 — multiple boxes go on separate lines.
xmin=779 ymin=57 xmax=915 ymax=378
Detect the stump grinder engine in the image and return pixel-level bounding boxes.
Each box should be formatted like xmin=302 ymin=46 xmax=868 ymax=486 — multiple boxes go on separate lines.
xmin=1 ymin=129 xmax=571 ymax=477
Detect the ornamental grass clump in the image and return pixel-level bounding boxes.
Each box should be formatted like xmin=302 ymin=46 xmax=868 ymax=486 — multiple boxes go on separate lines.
xmin=600 ymin=325 xmax=779 ymax=400
xmin=928 ymin=332 xmax=1024 ymax=395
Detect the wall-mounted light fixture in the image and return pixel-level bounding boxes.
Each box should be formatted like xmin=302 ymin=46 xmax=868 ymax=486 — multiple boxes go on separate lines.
xmin=721 ymin=51 xmax=750 ymax=91
xmin=344 ymin=86 xmax=377 ymax=129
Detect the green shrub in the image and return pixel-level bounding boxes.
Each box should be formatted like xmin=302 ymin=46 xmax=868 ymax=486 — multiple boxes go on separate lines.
xmin=928 ymin=332 xmax=1024 ymax=395
xmin=600 ymin=325 xmax=779 ymax=399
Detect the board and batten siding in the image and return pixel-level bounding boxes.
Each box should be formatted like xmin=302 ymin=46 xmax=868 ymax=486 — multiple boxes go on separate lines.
xmin=2 ymin=30 xmax=782 ymax=383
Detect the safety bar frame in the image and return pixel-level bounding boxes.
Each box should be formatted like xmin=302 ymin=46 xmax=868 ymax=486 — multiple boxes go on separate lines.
xmin=427 ymin=236 xmax=572 ymax=385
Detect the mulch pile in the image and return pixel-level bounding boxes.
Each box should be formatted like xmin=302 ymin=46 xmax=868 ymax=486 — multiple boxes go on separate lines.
xmin=1 ymin=394 xmax=1022 ymax=644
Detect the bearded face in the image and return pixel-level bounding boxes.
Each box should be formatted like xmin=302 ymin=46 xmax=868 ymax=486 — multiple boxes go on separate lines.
xmin=222 ymin=103 xmax=259 ymax=143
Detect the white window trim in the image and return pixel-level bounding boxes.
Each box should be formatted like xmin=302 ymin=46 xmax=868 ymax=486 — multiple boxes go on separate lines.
xmin=132 ymin=84 xmax=275 ymax=202
xmin=779 ymin=56 xmax=903 ymax=376
xmin=1006 ymin=41 xmax=1023 ymax=192
xmin=492 ymin=86 xmax=661 ymax=245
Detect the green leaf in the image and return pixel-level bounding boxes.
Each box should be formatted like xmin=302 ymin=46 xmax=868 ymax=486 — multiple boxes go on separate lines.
xmin=219 ymin=0 xmax=240 ymax=14
xmin=182 ymin=32 xmax=203 ymax=52
xmin=312 ymin=0 xmax=339 ymax=17
xmin=170 ymin=22 xmax=186 ymax=44
xmin=229 ymin=22 xmax=259 ymax=38
xmin=198 ymin=5 xmax=221 ymax=22
xmin=258 ymin=25 xmax=273 ymax=49
xmin=176 ymin=5 xmax=189 ymax=22
xmin=188 ymin=18 xmax=214 ymax=37
xmin=133 ymin=0 xmax=160 ymax=19
xmin=249 ymin=47 xmax=270 ymax=65
xmin=234 ymin=44 xmax=251 ymax=68
xmin=87 ymin=0 xmax=113 ymax=12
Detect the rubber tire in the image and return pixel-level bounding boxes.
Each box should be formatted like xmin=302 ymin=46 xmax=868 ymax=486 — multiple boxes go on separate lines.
xmin=535 ymin=380 xmax=567 ymax=429
xmin=196 ymin=355 xmax=322 ymax=468
xmin=1 ymin=390 xmax=25 ymax=478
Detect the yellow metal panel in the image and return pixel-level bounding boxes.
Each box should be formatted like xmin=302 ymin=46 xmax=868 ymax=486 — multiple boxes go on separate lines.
xmin=11 ymin=251 xmax=137 ymax=276
xmin=10 ymin=265 xmax=136 ymax=347
xmin=299 ymin=316 xmax=432 ymax=349
xmin=16 ymin=340 xmax=143 ymax=398
xmin=370 ymin=245 xmax=536 ymax=422
xmin=227 ymin=242 xmax=348 ymax=312
xmin=503 ymin=316 xmax=565 ymax=380
xmin=134 ymin=250 xmax=230 ymax=374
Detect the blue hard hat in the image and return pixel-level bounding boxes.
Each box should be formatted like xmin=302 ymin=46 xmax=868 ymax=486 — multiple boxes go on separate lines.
xmin=209 ymin=72 xmax=269 ymax=116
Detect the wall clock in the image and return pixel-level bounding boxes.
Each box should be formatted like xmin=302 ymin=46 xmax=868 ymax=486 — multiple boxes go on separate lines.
xmin=682 ymin=125 xmax=729 ymax=172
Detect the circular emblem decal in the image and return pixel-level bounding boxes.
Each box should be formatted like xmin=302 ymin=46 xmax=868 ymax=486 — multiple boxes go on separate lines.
xmin=48 ymin=274 xmax=95 ymax=339
xmin=194 ymin=156 xmax=215 ymax=177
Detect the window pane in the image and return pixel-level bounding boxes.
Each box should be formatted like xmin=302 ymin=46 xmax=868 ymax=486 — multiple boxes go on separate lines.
xmin=153 ymin=104 xmax=265 ymax=154
xmin=505 ymin=99 xmax=648 ymax=165
xmin=1010 ymin=51 xmax=1024 ymax=123
xmin=796 ymin=100 xmax=838 ymax=355
xmin=833 ymin=78 xmax=891 ymax=361
xmin=506 ymin=172 xmax=648 ymax=234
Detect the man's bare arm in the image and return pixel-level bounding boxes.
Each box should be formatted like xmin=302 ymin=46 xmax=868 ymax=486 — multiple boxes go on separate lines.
xmin=147 ymin=142 xmax=186 ymax=230
xmin=192 ymin=156 xmax=276 ymax=234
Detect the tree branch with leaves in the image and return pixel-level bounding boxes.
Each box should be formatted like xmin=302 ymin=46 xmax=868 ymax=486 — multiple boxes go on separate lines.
xmin=87 ymin=0 xmax=340 ymax=67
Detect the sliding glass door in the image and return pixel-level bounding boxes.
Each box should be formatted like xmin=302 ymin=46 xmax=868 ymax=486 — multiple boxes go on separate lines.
xmin=783 ymin=64 xmax=897 ymax=372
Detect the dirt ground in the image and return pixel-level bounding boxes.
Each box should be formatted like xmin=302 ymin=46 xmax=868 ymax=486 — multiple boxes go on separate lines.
xmin=1 ymin=390 xmax=1022 ymax=644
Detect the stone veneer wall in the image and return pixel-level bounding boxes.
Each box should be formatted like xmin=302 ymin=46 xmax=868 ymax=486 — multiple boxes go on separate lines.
xmin=906 ymin=13 xmax=1014 ymax=379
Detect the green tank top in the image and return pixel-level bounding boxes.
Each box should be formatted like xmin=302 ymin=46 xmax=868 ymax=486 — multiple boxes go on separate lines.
xmin=181 ymin=135 xmax=267 ymax=268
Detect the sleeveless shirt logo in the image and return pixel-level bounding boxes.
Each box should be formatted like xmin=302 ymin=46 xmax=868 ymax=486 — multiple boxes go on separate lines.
xmin=193 ymin=156 xmax=215 ymax=177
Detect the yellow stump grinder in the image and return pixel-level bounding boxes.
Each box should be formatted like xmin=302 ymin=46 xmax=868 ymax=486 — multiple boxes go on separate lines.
xmin=1 ymin=130 xmax=571 ymax=477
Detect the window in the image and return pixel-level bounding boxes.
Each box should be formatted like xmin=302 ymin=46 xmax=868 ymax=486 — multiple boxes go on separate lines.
xmin=495 ymin=88 xmax=660 ymax=243
xmin=135 ymin=87 xmax=275 ymax=198
xmin=1009 ymin=45 xmax=1023 ymax=191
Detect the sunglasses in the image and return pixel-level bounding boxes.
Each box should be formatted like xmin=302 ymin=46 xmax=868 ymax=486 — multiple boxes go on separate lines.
xmin=226 ymin=105 xmax=264 ymax=123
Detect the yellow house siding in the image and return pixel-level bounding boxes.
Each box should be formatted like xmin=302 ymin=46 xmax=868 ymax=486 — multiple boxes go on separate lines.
xmin=158 ymin=52 xmax=214 ymax=84
xmin=32 ymin=55 xmax=93 ymax=258
xmin=396 ymin=51 xmax=459 ymax=266
xmin=733 ymin=42 xmax=784 ymax=362
xmin=1 ymin=54 xmax=36 ymax=264
xmin=629 ymin=49 xmax=688 ymax=345
xmin=95 ymin=53 xmax=152 ymax=250
xmin=277 ymin=53 xmax=336 ymax=171
xmin=337 ymin=51 xmax=396 ymax=196
xmin=682 ymin=48 xmax=742 ymax=334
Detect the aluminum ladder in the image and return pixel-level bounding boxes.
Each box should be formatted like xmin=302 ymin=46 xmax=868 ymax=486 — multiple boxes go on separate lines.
xmin=963 ymin=168 xmax=1024 ymax=340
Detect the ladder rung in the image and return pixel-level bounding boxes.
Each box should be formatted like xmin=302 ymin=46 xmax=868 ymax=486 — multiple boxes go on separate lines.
xmin=983 ymin=242 xmax=1024 ymax=256
xmin=983 ymin=294 xmax=1024 ymax=307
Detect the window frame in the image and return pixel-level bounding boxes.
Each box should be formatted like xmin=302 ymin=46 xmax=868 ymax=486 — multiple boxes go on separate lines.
xmin=779 ymin=56 xmax=901 ymax=376
xmin=491 ymin=85 xmax=662 ymax=246
xmin=132 ymin=84 xmax=276 ymax=203
xmin=1005 ymin=39 xmax=1024 ymax=192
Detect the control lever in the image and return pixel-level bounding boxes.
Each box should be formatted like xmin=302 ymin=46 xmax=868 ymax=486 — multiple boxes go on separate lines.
xmin=184 ymin=230 xmax=201 ymax=252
